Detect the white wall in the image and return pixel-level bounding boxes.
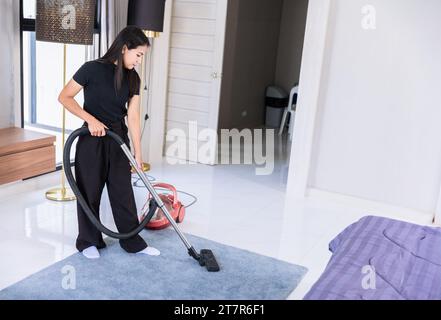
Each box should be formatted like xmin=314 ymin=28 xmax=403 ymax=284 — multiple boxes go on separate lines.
xmin=0 ymin=0 xmax=20 ymax=128
xmin=289 ymin=0 xmax=441 ymax=218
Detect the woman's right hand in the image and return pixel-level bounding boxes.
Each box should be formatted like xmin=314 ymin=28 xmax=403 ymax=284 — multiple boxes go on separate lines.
xmin=87 ymin=117 xmax=108 ymax=137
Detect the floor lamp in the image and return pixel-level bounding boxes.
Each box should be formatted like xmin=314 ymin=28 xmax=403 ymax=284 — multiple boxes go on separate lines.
xmin=36 ymin=0 xmax=96 ymax=201
xmin=127 ymin=0 xmax=166 ymax=171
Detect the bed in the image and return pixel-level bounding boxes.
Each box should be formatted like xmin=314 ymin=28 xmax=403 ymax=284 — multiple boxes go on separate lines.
xmin=304 ymin=215 xmax=441 ymax=300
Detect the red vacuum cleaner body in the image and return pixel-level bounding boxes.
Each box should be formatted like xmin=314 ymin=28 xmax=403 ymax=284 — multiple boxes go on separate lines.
xmin=140 ymin=183 xmax=185 ymax=230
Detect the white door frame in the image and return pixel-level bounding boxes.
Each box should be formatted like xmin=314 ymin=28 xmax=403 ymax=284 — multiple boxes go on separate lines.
xmin=286 ymin=0 xmax=332 ymax=199
xmin=286 ymin=0 xmax=440 ymax=224
xmin=142 ymin=0 xmax=173 ymax=165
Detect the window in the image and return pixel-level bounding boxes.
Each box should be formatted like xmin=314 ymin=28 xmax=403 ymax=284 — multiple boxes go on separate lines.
xmin=23 ymin=0 xmax=36 ymax=19
xmin=20 ymin=0 xmax=101 ymax=165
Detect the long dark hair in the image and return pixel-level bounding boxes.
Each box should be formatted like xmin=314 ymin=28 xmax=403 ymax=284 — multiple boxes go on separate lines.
xmin=97 ymin=26 xmax=150 ymax=98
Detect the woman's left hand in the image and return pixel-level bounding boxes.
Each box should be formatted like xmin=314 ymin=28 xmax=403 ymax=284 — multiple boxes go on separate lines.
xmin=135 ymin=153 xmax=143 ymax=171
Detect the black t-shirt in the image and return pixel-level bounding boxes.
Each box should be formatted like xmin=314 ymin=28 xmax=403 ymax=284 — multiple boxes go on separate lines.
xmin=73 ymin=60 xmax=140 ymax=125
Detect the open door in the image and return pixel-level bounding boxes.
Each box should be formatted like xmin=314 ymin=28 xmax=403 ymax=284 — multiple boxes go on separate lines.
xmin=164 ymin=0 xmax=228 ymax=165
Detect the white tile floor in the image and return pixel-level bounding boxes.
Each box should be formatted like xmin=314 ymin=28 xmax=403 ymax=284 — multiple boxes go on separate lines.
xmin=0 ymin=133 xmax=432 ymax=299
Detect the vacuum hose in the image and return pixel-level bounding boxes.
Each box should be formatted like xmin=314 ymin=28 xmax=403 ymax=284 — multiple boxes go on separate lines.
xmin=63 ymin=127 xmax=158 ymax=240
xmin=64 ymin=127 xmax=220 ymax=271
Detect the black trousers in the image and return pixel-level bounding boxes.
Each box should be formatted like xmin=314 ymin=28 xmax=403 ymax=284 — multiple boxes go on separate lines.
xmin=74 ymin=120 xmax=147 ymax=253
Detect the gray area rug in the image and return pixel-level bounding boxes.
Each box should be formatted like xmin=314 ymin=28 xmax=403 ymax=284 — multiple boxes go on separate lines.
xmin=0 ymin=229 xmax=307 ymax=300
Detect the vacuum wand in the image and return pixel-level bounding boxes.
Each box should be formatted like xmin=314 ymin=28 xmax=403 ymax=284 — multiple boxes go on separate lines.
xmin=64 ymin=127 xmax=220 ymax=272
xmin=122 ymin=144 xmax=193 ymax=250
xmin=121 ymin=144 xmax=219 ymax=272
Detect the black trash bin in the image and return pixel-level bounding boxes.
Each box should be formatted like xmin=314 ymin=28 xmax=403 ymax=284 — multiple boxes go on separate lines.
xmin=265 ymin=86 xmax=288 ymax=128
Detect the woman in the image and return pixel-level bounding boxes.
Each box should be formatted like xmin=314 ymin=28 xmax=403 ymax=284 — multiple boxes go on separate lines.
xmin=58 ymin=26 xmax=160 ymax=259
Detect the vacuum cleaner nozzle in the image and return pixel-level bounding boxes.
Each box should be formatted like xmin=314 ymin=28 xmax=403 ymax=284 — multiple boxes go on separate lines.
xmin=199 ymin=249 xmax=220 ymax=272
xmin=189 ymin=247 xmax=220 ymax=272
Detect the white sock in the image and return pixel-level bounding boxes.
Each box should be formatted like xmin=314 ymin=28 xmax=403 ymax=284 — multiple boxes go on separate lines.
xmin=82 ymin=246 xmax=100 ymax=259
xmin=136 ymin=246 xmax=160 ymax=256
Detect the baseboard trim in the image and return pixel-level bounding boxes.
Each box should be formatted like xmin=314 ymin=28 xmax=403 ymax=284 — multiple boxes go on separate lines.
xmin=306 ymin=188 xmax=435 ymax=225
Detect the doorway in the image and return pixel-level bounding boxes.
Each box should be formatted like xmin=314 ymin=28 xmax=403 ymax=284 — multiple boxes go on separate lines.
xmin=216 ymin=0 xmax=309 ymax=182
xmin=160 ymin=0 xmax=309 ymax=173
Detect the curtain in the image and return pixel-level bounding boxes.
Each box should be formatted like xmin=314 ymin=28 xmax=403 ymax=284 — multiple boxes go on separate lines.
xmin=100 ymin=0 xmax=129 ymax=56
xmin=0 ymin=0 xmax=19 ymax=127
xmin=84 ymin=0 xmax=128 ymax=63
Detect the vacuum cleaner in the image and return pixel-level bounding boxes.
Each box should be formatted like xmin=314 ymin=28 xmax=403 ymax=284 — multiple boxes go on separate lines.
xmin=63 ymin=127 xmax=220 ymax=272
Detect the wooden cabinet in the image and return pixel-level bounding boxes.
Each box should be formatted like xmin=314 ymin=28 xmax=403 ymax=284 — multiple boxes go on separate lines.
xmin=0 ymin=127 xmax=56 ymax=185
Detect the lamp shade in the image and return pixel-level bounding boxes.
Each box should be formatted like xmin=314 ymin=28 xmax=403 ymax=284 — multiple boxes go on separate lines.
xmin=36 ymin=0 xmax=96 ymax=45
xmin=127 ymin=0 xmax=166 ymax=33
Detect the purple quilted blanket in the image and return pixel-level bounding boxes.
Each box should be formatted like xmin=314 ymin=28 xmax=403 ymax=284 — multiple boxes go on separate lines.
xmin=304 ymin=215 xmax=441 ymax=300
